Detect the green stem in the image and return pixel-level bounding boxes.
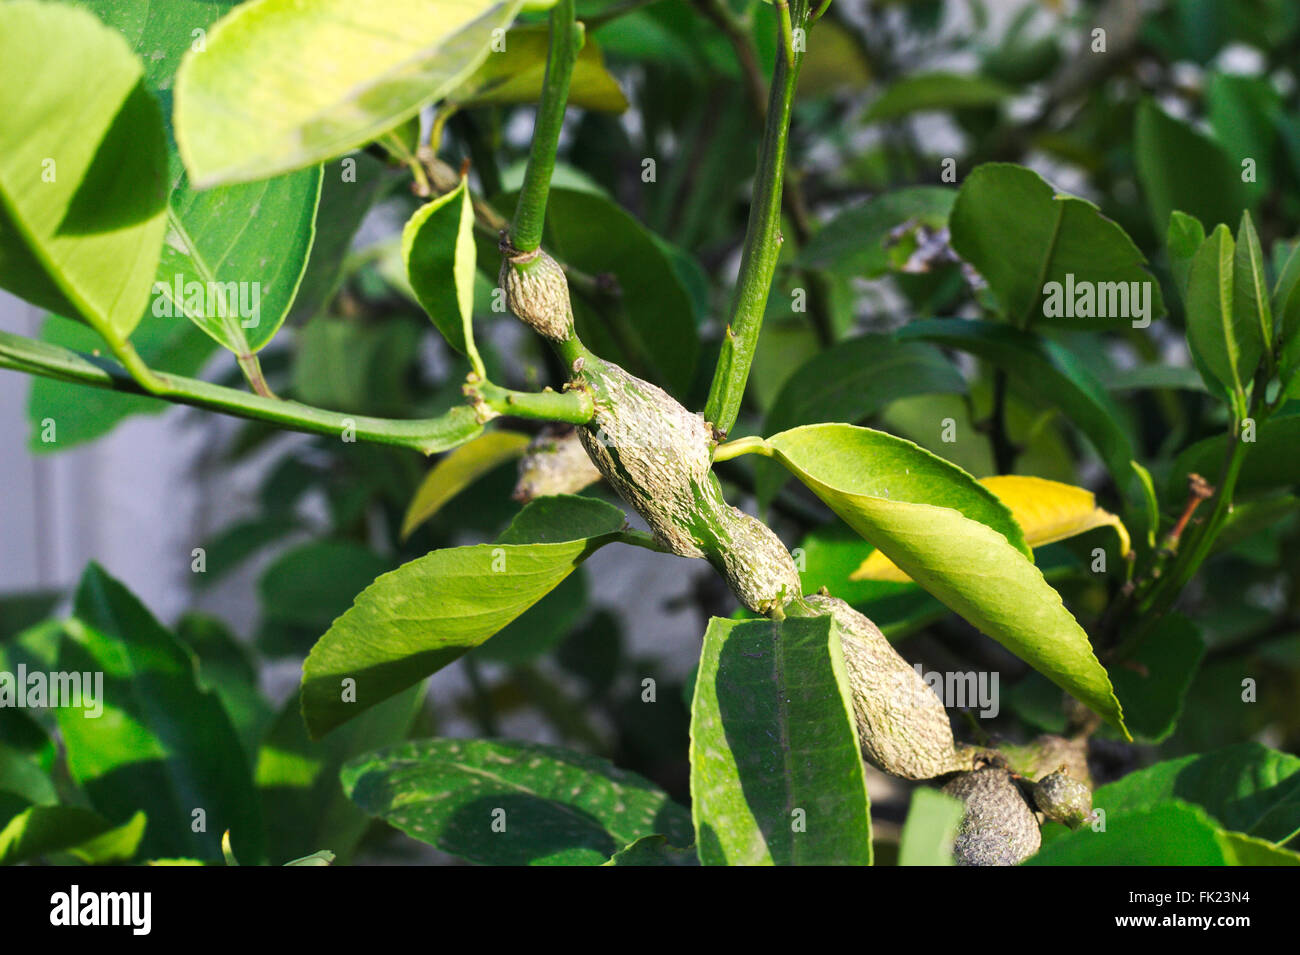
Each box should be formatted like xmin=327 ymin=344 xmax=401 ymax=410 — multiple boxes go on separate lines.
xmin=713 ymin=435 xmax=772 ymax=461
xmin=702 ymin=0 xmax=807 ymax=436
xmin=475 ymin=379 xmax=594 ymax=424
xmin=510 ymin=0 xmax=581 ymax=253
xmin=1134 ymin=387 xmax=1264 ymax=626
xmin=0 ymin=330 xmax=593 ymax=455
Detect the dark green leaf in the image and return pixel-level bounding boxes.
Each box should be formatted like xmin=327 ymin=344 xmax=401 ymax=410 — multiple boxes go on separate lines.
xmin=1093 ymin=743 xmax=1300 ymax=843
xmin=863 ymin=72 xmax=1014 ymax=123
xmin=796 ymin=187 xmax=955 ymax=277
xmin=1135 ymin=99 xmax=1249 ymax=234
xmin=342 ymin=738 xmax=692 ymax=865
xmin=1105 ymin=613 xmax=1205 ymax=743
xmin=898 ymin=319 xmax=1136 ymax=485
xmin=56 ymin=564 xmax=263 ymax=863
xmin=257 ymin=684 xmax=423 ymax=865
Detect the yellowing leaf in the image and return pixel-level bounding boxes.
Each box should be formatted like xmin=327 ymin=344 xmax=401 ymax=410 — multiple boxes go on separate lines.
xmin=401 ymin=430 xmax=532 ymax=539
xmin=446 ymin=25 xmax=628 ymax=112
xmin=852 ymin=474 xmax=1130 ymax=582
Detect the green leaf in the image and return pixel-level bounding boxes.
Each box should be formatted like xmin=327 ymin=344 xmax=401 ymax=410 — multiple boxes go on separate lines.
xmin=403 ymin=179 xmax=483 ymax=370
xmin=342 ymin=738 xmax=693 ymax=865
xmin=862 ymin=72 xmax=1014 ymax=123
xmin=949 ymin=164 xmax=1164 ymax=329
xmin=175 ymin=613 xmax=273 ymax=760
xmin=74 ymin=0 xmax=324 ymax=358
xmin=1028 ymin=802 xmax=1229 ymax=865
xmin=158 ymin=161 xmax=322 ymax=355
xmin=1135 ymin=99 xmax=1249 ymax=235
xmin=402 ymin=431 xmax=532 ymax=539
xmin=283 ymin=849 xmax=336 ymax=866
xmin=0 ymin=1 xmax=167 ymax=342
xmin=0 ymin=806 xmax=147 ymax=866
xmin=0 ymin=742 xmax=56 ymax=809
xmin=72 ymin=0 xmax=238 ymax=91
xmin=1234 ymin=211 xmax=1273 ymax=368
xmin=1273 ymin=240 xmax=1300 ymax=383
xmin=1166 ymin=210 xmax=1206 ymax=301
xmin=28 ymin=312 xmax=216 ymax=452
xmin=446 ymin=23 xmax=627 ymax=111
xmin=690 ymin=615 xmax=872 ymax=866
xmin=473 ymin=572 xmax=589 ymax=664
xmin=56 ymin=564 xmax=264 ymax=864
xmin=259 ymin=541 xmax=393 ymax=633
xmin=1131 ymin=459 xmax=1160 ymax=548
xmin=794 ymin=524 xmax=947 ymax=637
xmin=290 ymin=155 xmax=393 ymax=323
xmin=1186 ymin=223 xmax=1254 ymax=408
xmin=537 ymin=188 xmax=699 ymax=395
xmin=796 ymin=187 xmax=956 ymax=277
xmin=1105 ymin=613 xmax=1205 ymax=744
xmin=301 ymin=496 xmax=627 ymax=737
xmin=764 ymin=424 xmax=1127 ymax=735
xmin=756 ymin=334 xmax=966 ymax=508
xmin=897 ymin=788 xmax=964 ymax=866
xmin=1218 ymin=830 xmax=1300 ymax=865
xmin=257 ymin=684 xmax=424 ymax=865
xmin=1093 ymin=742 xmax=1300 ymax=844
xmin=175 ymin=0 xmax=526 ymax=186
xmin=1169 ymin=413 xmax=1300 ymax=498
xmin=603 ymin=834 xmax=700 ymax=866
xmin=1207 ymin=73 xmax=1281 ymax=203
xmin=898 ymin=319 xmax=1136 ymax=485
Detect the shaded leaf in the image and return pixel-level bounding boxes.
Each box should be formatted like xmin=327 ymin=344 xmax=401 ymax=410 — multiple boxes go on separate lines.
xmin=690 ymin=615 xmax=872 ymax=866
xmin=1093 ymin=743 xmax=1300 ymax=844
xmin=863 ymin=72 xmax=1013 ymax=123
xmin=55 ymin=564 xmax=264 ymax=863
xmin=1136 ymin=99 xmax=1249 ymax=234
xmin=899 ymin=319 xmax=1137 ymax=484
xmin=342 ymin=738 xmax=692 ymax=864
xmin=402 ymin=430 xmax=532 ymax=539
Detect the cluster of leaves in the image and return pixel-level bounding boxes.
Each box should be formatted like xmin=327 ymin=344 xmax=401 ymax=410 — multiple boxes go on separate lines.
xmin=2 ymin=0 xmax=1300 ymax=865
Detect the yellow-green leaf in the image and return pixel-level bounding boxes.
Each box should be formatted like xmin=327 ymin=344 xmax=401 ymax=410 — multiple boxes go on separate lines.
xmin=401 ymin=430 xmax=532 ymax=540
xmin=446 ymin=24 xmax=627 ymax=112
xmin=175 ymin=0 xmax=526 ymax=186
xmin=764 ymin=424 xmax=1127 ymax=736
xmin=0 ymin=1 xmax=167 ymax=343
xmin=852 ymin=475 xmax=1130 ymax=582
